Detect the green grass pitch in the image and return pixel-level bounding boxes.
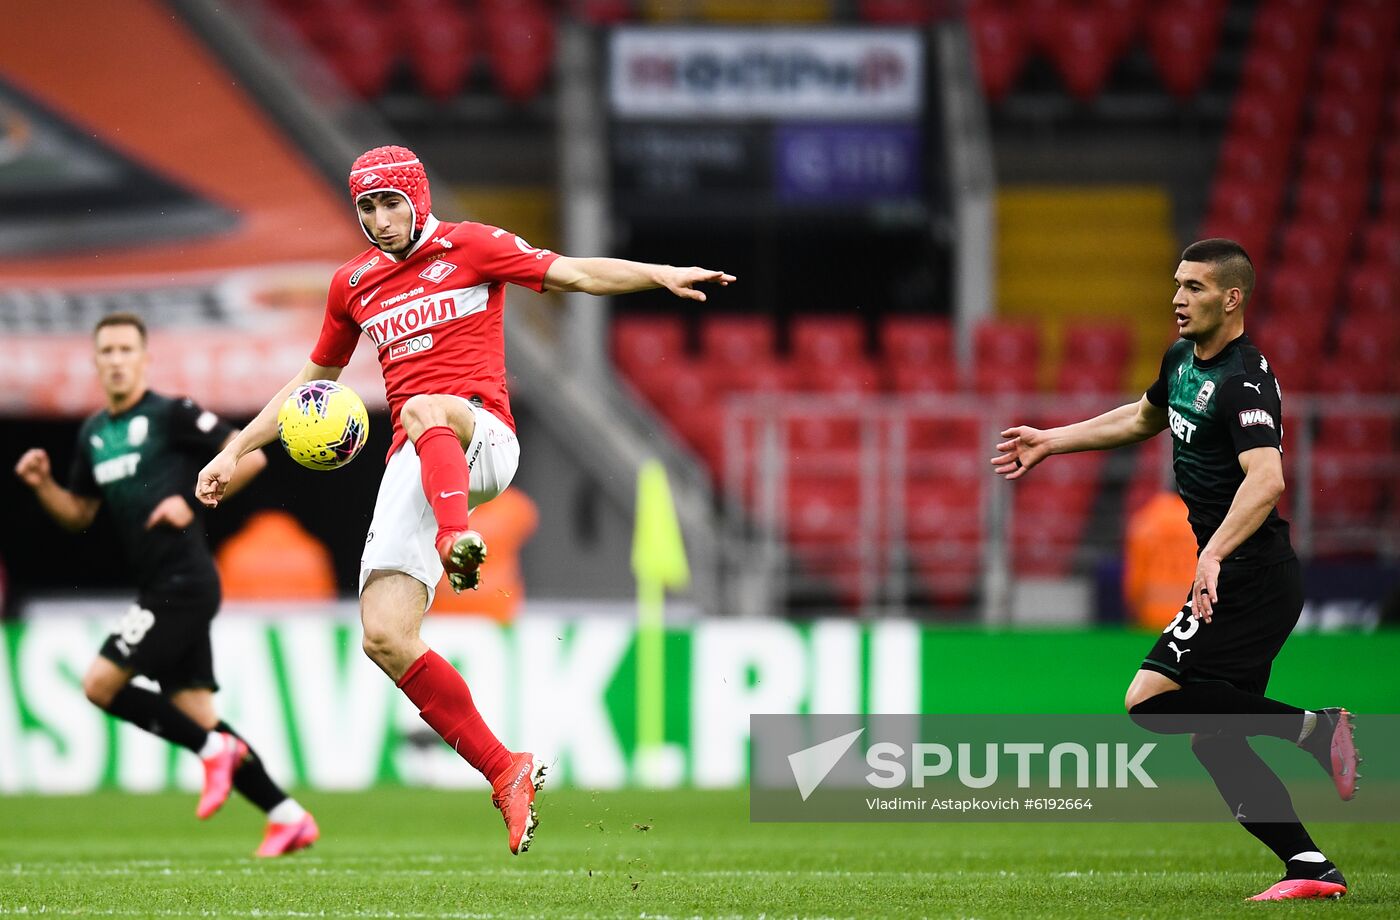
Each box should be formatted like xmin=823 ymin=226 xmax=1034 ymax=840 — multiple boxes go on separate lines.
xmin=1 ymin=788 xmax=1395 ymax=919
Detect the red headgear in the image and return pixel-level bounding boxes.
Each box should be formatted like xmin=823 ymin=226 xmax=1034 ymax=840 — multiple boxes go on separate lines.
xmin=348 ymin=145 xmax=431 ymax=247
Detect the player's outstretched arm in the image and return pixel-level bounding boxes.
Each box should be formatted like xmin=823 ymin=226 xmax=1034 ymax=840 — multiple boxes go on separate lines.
xmin=196 ymin=361 xmax=342 ymax=508
xmin=990 ymin=396 xmax=1167 ymax=480
xmin=544 ymin=257 xmax=735 ymax=301
xmin=14 ymin=448 xmax=100 ymax=531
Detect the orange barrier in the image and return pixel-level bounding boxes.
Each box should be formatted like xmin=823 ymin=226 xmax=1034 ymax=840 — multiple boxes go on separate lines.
xmin=1123 ymin=491 xmax=1198 ymax=630
xmin=216 ymin=510 xmax=336 ymax=601
xmin=430 ymin=489 xmax=539 ymax=622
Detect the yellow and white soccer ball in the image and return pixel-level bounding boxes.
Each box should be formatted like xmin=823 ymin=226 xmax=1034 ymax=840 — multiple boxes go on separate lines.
xmin=277 ymin=380 xmax=369 ymax=470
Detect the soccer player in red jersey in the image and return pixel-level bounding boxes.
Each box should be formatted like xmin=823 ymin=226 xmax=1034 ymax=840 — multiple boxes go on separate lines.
xmin=195 ymin=145 xmax=733 ymax=854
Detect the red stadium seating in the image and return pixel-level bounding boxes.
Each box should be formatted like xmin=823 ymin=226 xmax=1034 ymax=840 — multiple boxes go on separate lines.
xmin=1207 ymin=176 xmax=1285 ymax=233
xmin=701 ymin=315 xmax=776 ymax=367
xmin=880 ymin=316 xmax=953 ymax=365
xmin=1054 ymin=362 xmax=1124 ymax=396
xmin=1099 ymin=0 xmax=1148 ymax=53
xmin=404 ymin=3 xmax=477 ymax=102
xmin=1361 ymin=220 xmax=1400 ymax=270
xmin=1344 ymin=262 xmax=1400 ymax=319
xmin=1044 ymin=6 xmax=1119 ymax=102
xmin=1332 ymin=3 xmax=1400 ymax=56
xmin=1251 ymin=1 xmax=1324 ymax=58
xmin=1382 ymin=177 xmax=1400 ymax=219
xmin=906 ymin=416 xmax=982 ymax=452
xmin=1299 ymin=136 xmax=1371 ymax=183
xmin=1279 ymin=221 xmax=1352 ymax=272
xmin=1311 ymin=92 xmax=1383 ymax=145
xmin=905 ymin=478 xmax=982 ymax=541
xmin=790 ymin=316 xmax=866 ymax=366
xmin=795 ymin=359 xmax=884 ymax=395
xmin=1218 ymin=133 xmax=1292 ymax=186
xmin=967 ymin=1 xmax=1029 ymax=104
xmin=1145 ymin=4 xmax=1223 ymax=100
xmin=612 ymin=314 xmax=686 ymax=379
xmin=570 ymin=0 xmax=635 ymax=23
xmin=1293 ymin=179 xmax=1368 ymax=231
xmin=1315 ymin=48 xmax=1388 ymax=96
xmin=886 ymin=362 xmax=961 ymax=393
xmin=1334 ymin=310 xmax=1400 ymax=364
xmin=973 ymin=319 xmax=1040 ymax=366
xmin=1239 ymin=47 xmax=1311 ymax=97
xmin=1315 ymin=356 xmax=1390 ymax=394
xmin=973 ymin=361 xmax=1038 ymax=395
xmin=1062 ymin=321 xmax=1133 ymax=366
xmin=482 ymin=0 xmax=554 ymax=103
xmin=1229 ymin=90 xmax=1303 ymax=144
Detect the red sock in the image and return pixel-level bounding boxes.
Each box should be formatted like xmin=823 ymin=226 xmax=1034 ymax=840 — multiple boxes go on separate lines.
xmin=416 ymin=425 xmax=470 ymax=543
xmin=397 ymin=650 xmax=513 ymax=784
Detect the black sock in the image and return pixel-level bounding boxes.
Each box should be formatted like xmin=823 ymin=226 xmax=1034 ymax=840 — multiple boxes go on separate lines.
xmin=1283 ymin=858 xmax=1344 ymax=885
xmin=216 ymin=720 xmax=290 ymax=814
xmin=1191 ymin=732 xmax=1318 ymax=863
xmin=1128 ymin=680 xmax=1305 ymax=741
xmin=105 ymin=685 xmax=208 ymax=752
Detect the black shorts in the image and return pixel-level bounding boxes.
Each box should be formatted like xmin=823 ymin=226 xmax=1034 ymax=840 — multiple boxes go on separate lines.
xmin=98 ymin=586 xmax=221 ymax=693
xmin=1140 ymin=557 xmax=1303 ymax=695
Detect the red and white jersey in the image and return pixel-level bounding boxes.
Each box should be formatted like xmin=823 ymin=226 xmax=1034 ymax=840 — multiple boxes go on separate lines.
xmin=311 ymin=215 xmax=559 ymax=460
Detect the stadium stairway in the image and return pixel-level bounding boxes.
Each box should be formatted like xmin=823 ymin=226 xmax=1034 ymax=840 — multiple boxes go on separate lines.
xmin=995 ymin=185 xmax=1178 ymax=392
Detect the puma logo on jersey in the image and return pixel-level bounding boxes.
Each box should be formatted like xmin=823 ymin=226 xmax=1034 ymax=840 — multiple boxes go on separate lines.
xmin=1168 ymin=641 xmax=1191 ymax=663
xmin=1242 ymin=381 xmax=1262 ymax=393
xmin=1238 ymin=408 xmax=1276 ymax=429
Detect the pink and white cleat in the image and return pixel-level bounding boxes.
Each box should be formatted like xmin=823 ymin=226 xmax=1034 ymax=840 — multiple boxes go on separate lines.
xmin=1303 ymin=708 xmax=1361 ymax=801
xmin=255 ymin=813 xmax=320 ymax=858
xmin=196 ymin=732 xmax=248 ymax=820
xmin=1248 ymin=861 xmax=1347 ymax=901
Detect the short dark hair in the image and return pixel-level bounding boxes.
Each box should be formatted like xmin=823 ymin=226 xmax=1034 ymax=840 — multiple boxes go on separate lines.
xmin=93 ymin=312 xmax=147 ymax=343
xmin=1181 ymin=238 xmax=1255 ymax=305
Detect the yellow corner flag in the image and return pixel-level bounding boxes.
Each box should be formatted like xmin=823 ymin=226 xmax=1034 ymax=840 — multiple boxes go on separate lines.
xmin=630 ymin=459 xmax=690 ymax=590
xmin=632 ymin=460 xmax=688 ymax=783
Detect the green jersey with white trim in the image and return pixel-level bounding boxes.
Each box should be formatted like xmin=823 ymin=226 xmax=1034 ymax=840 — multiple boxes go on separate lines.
xmin=1144 ymin=335 xmax=1293 ymax=565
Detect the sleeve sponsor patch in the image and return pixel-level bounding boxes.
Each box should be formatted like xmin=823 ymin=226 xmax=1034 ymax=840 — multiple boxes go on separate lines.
xmin=1238 ymin=408 xmax=1275 ymax=429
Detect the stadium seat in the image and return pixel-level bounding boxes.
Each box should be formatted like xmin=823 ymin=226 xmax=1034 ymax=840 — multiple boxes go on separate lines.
xmin=1020 ymin=0 xmax=1069 ymax=51
xmin=973 ymin=361 xmax=1038 ymax=395
xmin=967 ymin=1 xmax=1029 ymax=104
xmin=1315 ymin=47 xmax=1388 ymax=96
xmin=787 ymin=475 xmax=863 ymax=544
xmin=1299 ymin=136 xmax=1371 ymax=184
xmin=1251 ymin=1 xmax=1324 ymax=58
xmin=906 ymin=416 xmax=982 ymax=452
xmin=1044 ymin=6 xmax=1118 ymax=102
xmin=1318 ymin=412 xmax=1399 ymax=451
xmin=973 ymin=319 xmax=1040 ymax=366
xmin=886 ymin=362 xmax=961 ymax=393
xmin=1054 ymin=361 xmax=1124 ymax=395
xmin=786 ymin=414 xmax=859 ymax=474
xmin=404 ymin=3 xmax=477 ymax=102
xmin=1333 ymin=312 xmax=1400 ymax=365
xmin=612 ymin=314 xmax=687 ymax=380
xmin=1383 ymin=139 xmax=1400 ymax=181
xmin=1229 ymin=89 xmax=1303 ymax=144
xmin=1311 ymin=91 xmax=1383 ymax=145
xmin=1311 ymin=449 xmax=1385 ymax=520
xmin=710 ymin=356 xmax=796 ymax=395
xmin=1315 ymin=356 xmax=1389 ymax=394
xmin=1279 ymin=221 xmax=1351 ymax=273
xmin=1344 ymin=263 xmax=1400 ymax=320
xmin=905 ymin=478 xmax=982 ymax=541
xmin=795 ymin=359 xmax=884 ymax=395
xmin=1218 ymin=133 xmax=1291 ymax=186
xmin=1098 ymin=0 xmax=1147 ymax=53
xmin=1207 ymin=176 xmax=1285 ymax=236
xmin=790 ymin=315 xmax=867 ymax=366
xmin=701 ymin=315 xmax=776 ymax=367
xmin=1061 ymin=321 xmax=1132 ymax=367
xmin=1239 ymin=47 xmax=1311 ymax=98
xmin=1361 ymin=220 xmax=1400 ymax=270
xmin=880 ymin=316 xmax=953 ymax=365
xmin=1332 ymin=3 xmax=1399 ymax=55
xmin=1382 ymin=177 xmax=1400 ymax=220
xmin=1145 ymin=5 xmax=1222 ymax=99
xmin=1293 ymin=179 xmax=1368 ymax=231
xmin=483 ymin=0 xmax=554 ymax=103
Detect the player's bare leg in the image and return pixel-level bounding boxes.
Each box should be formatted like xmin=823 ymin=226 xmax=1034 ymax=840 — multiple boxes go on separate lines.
xmin=362 ymin=570 xmax=542 ymax=852
xmin=170 ymin=689 xmax=316 ymax=856
xmin=82 ymin=657 xmax=246 ymax=821
xmin=401 ymin=394 xmax=487 ymax=592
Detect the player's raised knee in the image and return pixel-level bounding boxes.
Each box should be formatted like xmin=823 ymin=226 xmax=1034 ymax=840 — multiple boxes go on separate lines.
xmin=82 ymin=671 xmax=117 ymax=709
xmin=400 ymin=394 xmax=446 ymax=441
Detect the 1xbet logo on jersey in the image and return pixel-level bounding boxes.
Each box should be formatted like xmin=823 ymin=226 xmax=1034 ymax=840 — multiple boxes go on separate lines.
xmin=419 ymin=260 xmax=458 ymax=284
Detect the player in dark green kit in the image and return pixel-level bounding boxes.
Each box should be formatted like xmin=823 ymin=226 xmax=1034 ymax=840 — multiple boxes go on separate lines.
xmin=14 ymin=313 xmax=318 ymax=857
xmin=990 ymin=240 xmax=1360 ymax=902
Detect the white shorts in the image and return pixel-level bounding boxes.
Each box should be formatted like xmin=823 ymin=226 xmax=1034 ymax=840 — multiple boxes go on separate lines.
xmin=358 ymin=401 xmax=520 ymax=608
